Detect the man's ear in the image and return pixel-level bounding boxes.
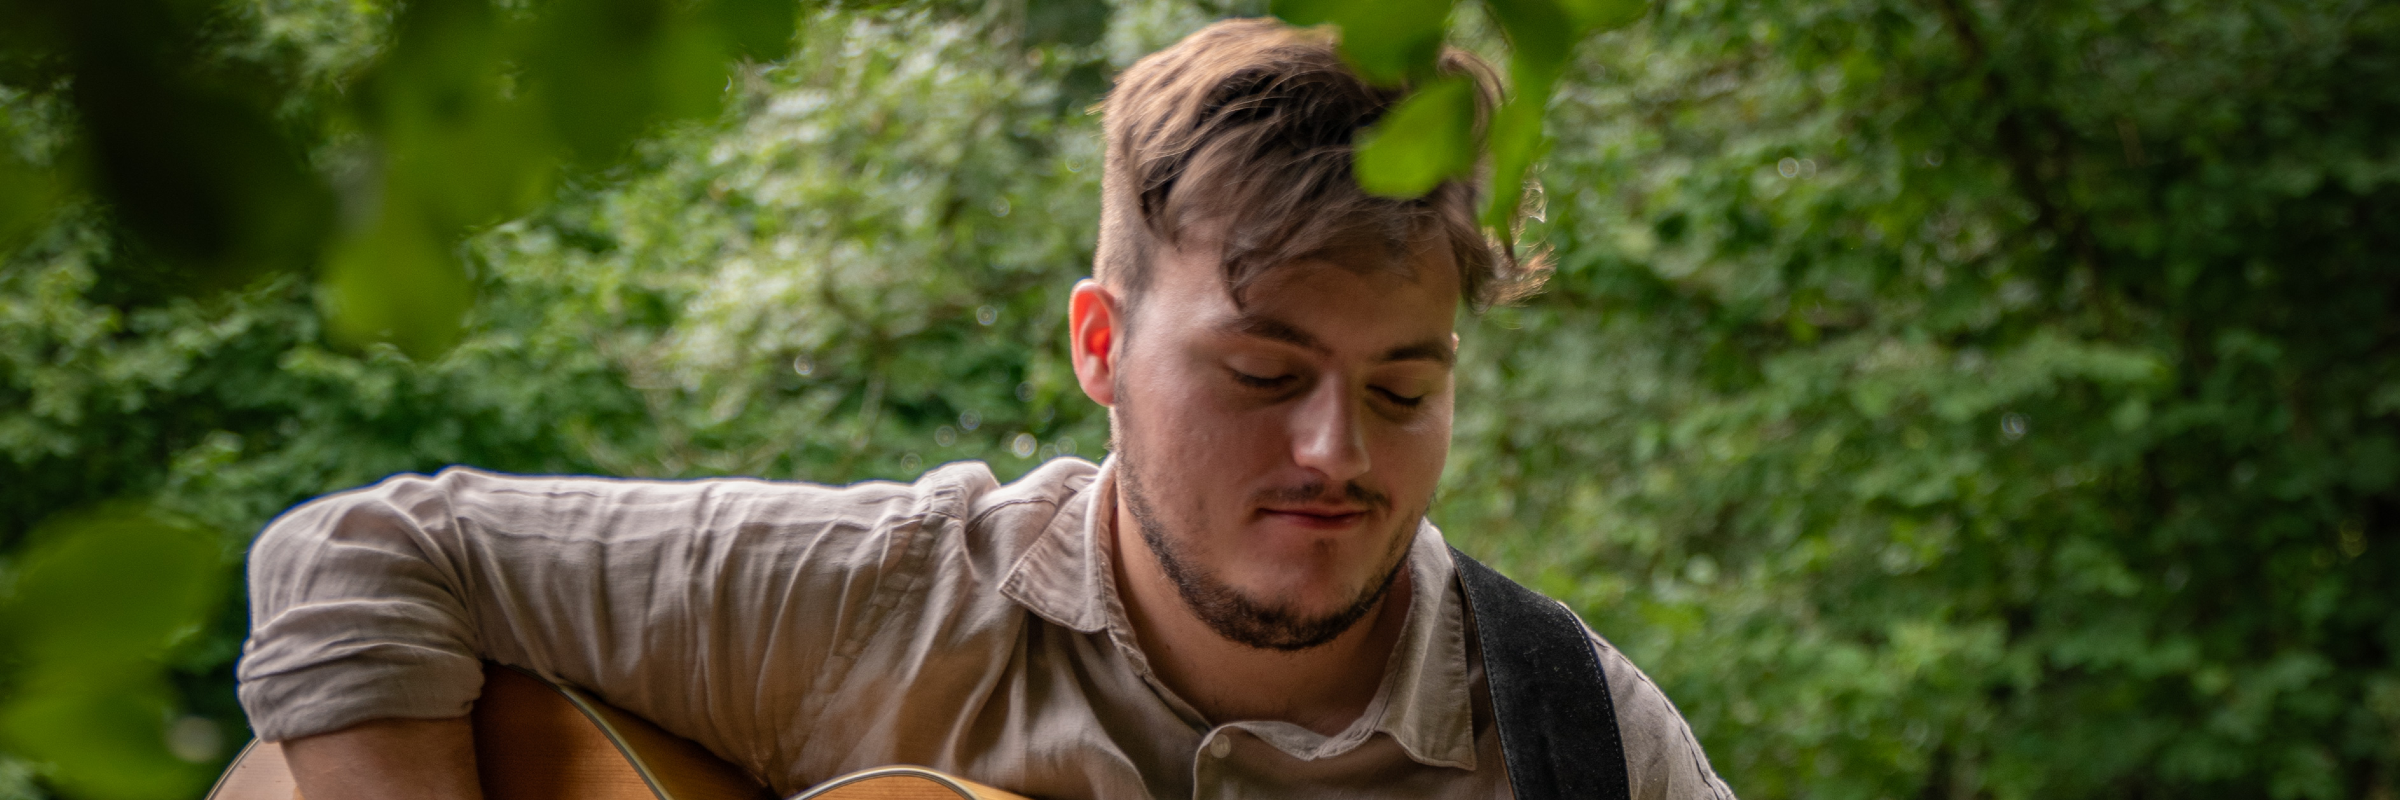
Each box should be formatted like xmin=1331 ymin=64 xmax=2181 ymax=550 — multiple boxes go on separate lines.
xmin=1069 ymin=279 xmax=1121 ymax=408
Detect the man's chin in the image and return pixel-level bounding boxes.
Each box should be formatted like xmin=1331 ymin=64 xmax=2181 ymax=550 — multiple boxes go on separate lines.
xmin=1117 ymin=447 xmax=1419 ymax=650
xmin=1230 ymin=574 xmax=1378 ymax=621
xmin=1180 ymin=559 xmax=1405 ymax=652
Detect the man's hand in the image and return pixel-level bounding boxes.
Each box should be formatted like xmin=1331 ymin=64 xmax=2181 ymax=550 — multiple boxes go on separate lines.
xmin=281 ymin=716 xmax=481 ymax=800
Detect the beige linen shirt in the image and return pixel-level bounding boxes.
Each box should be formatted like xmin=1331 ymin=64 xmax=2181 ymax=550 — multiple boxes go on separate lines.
xmin=239 ymin=457 xmax=1733 ymax=799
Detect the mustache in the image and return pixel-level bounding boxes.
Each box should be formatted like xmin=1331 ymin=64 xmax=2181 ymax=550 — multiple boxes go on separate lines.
xmin=1251 ymin=481 xmax=1391 ymax=513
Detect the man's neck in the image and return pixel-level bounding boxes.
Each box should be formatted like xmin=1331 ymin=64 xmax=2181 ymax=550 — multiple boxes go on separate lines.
xmin=1107 ymin=484 xmax=1413 ymax=736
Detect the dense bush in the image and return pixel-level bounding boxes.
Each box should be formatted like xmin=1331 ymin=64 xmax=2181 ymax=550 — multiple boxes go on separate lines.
xmin=1445 ymin=0 xmax=2399 ymax=796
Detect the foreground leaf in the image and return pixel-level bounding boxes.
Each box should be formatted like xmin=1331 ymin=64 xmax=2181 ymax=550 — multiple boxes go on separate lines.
xmin=1354 ymin=76 xmax=1480 ymax=198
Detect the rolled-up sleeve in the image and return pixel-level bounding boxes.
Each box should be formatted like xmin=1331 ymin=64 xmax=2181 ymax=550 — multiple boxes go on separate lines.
xmin=240 ymin=470 xmax=490 ymax=741
xmin=236 ymin=465 xmax=961 ymax=777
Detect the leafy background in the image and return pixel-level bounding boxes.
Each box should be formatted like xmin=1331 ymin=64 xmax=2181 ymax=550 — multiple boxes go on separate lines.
xmin=0 ymin=0 xmax=2394 ymax=798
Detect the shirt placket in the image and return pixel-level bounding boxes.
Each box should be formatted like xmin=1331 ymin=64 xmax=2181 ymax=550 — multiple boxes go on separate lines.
xmin=1189 ymin=723 xmax=1242 ymax=800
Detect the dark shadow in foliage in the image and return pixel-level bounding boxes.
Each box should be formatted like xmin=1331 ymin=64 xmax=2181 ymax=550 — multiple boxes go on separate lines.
xmin=4 ymin=0 xmax=334 ymax=299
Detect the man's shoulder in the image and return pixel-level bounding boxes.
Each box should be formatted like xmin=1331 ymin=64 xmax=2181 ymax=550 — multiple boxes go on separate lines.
xmin=937 ymin=456 xmax=1102 ymax=584
xmin=951 ymin=456 xmax=1100 ymax=522
xmin=747 ymin=456 xmax=1102 ymax=594
xmin=1582 ymin=627 xmax=1737 ymax=800
xmin=311 ymin=458 xmax=1098 ymax=523
xmin=252 ymin=458 xmax=1100 ymax=582
xmin=1451 ymin=551 xmax=1733 ymax=799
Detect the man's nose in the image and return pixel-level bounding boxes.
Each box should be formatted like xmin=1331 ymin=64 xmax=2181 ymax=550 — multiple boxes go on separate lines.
xmin=1290 ymin=380 xmax=1370 ymax=482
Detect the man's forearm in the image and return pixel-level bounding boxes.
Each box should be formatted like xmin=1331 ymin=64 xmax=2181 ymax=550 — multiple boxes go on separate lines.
xmin=282 ymin=716 xmax=480 ymax=800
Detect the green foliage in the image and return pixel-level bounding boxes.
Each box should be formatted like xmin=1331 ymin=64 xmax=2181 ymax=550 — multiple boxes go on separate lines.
xmin=1354 ymin=76 xmax=1480 ymax=197
xmin=1273 ymin=0 xmax=1458 ymax=84
xmin=0 ymin=0 xmax=799 ymax=358
xmin=1 ymin=0 xmax=2395 ymax=798
xmin=1438 ymin=0 xmax=2400 ymax=796
xmin=0 ymin=508 xmax=227 ymax=800
xmin=1274 ymin=0 xmax=1652 ymax=231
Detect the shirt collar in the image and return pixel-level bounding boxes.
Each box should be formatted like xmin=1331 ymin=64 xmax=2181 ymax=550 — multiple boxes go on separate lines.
xmin=997 ymin=457 xmax=1480 ymax=771
xmin=996 ymin=458 xmax=1117 ymax=634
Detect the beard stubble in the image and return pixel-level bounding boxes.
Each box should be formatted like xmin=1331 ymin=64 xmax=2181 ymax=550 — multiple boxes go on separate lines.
xmin=1113 ymin=398 xmax=1419 ymax=652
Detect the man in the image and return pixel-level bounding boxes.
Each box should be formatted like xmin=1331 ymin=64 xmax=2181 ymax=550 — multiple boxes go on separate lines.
xmin=238 ymin=18 xmax=1735 ymax=800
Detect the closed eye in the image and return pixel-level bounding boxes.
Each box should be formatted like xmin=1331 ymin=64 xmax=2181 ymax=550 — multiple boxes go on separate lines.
xmin=1231 ymin=370 xmax=1295 ymax=390
xmin=1374 ymin=386 xmax=1424 ymax=407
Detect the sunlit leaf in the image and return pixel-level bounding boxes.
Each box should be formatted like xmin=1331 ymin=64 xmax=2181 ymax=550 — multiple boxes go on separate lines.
xmin=1478 ymin=60 xmax=1557 ymax=230
xmin=1476 ymin=0 xmax=1584 ymax=234
xmin=1354 ymin=76 xmax=1477 ymax=198
xmin=1271 ymin=0 xmax=1456 ymax=85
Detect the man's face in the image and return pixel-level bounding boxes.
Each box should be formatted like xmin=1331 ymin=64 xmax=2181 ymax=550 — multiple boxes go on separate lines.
xmin=1100 ymin=235 xmax=1458 ymax=651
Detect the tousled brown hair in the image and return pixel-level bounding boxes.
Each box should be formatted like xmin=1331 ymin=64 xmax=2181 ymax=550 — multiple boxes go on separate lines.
xmin=1094 ymin=18 xmax=1548 ymax=314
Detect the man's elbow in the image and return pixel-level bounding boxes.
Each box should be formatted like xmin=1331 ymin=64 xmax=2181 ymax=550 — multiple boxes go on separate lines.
xmin=279 ymin=715 xmax=482 ymax=800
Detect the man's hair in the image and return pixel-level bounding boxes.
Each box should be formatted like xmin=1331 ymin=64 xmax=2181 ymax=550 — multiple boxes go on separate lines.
xmin=1095 ymin=18 xmax=1548 ymax=313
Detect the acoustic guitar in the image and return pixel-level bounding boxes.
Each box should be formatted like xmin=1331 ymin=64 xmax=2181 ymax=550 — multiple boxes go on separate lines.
xmin=206 ymin=663 xmax=1028 ymax=800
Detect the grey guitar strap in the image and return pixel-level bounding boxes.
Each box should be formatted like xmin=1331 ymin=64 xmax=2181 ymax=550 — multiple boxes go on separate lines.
xmin=1452 ymin=547 xmax=1633 ymax=800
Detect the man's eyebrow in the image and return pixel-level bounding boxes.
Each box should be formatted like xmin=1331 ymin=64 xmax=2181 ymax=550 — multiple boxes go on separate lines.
xmin=1381 ymin=340 xmax=1456 ymax=367
xmin=1227 ymin=316 xmax=1456 ymax=367
xmin=1230 ymin=316 xmax=1327 ymax=353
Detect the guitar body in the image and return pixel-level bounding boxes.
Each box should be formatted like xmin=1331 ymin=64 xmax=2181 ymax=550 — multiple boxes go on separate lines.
xmin=206 ymin=664 xmax=1027 ymax=800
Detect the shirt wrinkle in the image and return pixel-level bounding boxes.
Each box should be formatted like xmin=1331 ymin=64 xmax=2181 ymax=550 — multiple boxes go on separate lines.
xmin=834 ymin=466 xmax=974 ymax=659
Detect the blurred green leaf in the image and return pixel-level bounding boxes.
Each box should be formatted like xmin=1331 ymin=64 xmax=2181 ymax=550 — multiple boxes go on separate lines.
xmin=0 ymin=507 xmax=224 ymax=667
xmin=1555 ymin=0 xmax=1645 ymax=31
xmin=1026 ymin=0 xmax=1111 ymax=47
xmin=1484 ymin=0 xmax=1578 ymax=65
xmin=29 ymin=0 xmax=336 ymax=291
xmin=703 ymin=0 xmax=801 ymax=60
xmin=522 ymin=0 xmax=700 ymax=165
xmin=1477 ymin=64 xmax=1554 ymax=231
xmin=1354 ymin=76 xmax=1477 ymax=198
xmin=75 ymin=82 xmax=334 ymax=291
xmin=1476 ymin=0 xmax=1582 ymax=231
xmin=0 ymin=507 xmax=224 ymax=800
xmin=0 ymin=150 xmax=59 ymax=253
xmin=319 ymin=205 xmax=474 ymax=359
xmin=0 ymin=669 xmax=208 ymax=800
xmin=364 ymin=0 xmax=553 ymax=231
xmin=1271 ymin=0 xmax=1456 ymax=85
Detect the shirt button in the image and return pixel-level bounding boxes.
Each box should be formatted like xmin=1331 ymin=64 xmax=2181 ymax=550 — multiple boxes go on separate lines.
xmin=1208 ymin=734 xmax=1233 ymax=758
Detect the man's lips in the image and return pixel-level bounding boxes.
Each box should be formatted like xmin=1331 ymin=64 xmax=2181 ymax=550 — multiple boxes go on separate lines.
xmin=1258 ymin=506 xmax=1372 ymax=529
